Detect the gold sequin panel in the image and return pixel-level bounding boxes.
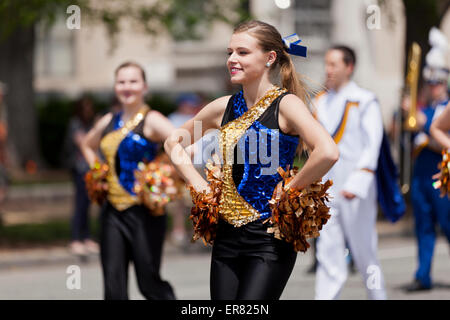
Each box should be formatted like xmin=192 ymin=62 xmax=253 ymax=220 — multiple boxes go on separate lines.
xmin=100 ymin=106 xmax=149 ymax=211
xmin=218 ymin=87 xmax=287 ymax=227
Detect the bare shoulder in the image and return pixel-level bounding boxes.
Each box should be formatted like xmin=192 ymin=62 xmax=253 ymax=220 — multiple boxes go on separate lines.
xmin=94 ymin=112 xmax=114 ymax=130
xmin=145 ymin=109 xmax=169 ymax=124
xmin=279 ymin=93 xmax=309 ymax=114
xmin=84 ymin=112 xmax=113 ymax=145
xmin=279 ymin=94 xmax=314 ymax=135
xmin=192 ymin=95 xmax=232 ymax=129
xmin=143 ymin=109 xmax=175 ymax=141
xmin=202 ymin=95 xmax=232 ymax=116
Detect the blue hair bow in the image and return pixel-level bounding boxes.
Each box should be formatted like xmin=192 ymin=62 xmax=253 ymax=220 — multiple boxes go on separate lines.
xmin=282 ymin=33 xmax=307 ymax=57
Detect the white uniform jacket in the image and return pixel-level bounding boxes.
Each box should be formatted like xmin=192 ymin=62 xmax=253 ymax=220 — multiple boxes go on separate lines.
xmin=314 ymin=81 xmax=384 ymax=200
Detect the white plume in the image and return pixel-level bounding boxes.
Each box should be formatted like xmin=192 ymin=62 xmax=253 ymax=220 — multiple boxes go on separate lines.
xmin=426 ymin=27 xmax=449 ymax=69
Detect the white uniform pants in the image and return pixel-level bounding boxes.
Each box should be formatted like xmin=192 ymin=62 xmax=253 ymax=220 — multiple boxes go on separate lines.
xmin=315 ymin=184 xmax=387 ymax=300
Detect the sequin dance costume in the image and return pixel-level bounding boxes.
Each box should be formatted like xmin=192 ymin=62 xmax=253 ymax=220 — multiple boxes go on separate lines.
xmin=99 ymin=106 xmax=175 ymax=300
xmin=210 ymin=87 xmax=299 ymax=300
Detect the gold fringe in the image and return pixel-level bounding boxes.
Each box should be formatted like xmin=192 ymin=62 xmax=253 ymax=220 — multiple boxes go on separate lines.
xmin=133 ymin=153 xmax=183 ymax=216
xmin=268 ymin=166 xmax=333 ymax=253
xmin=188 ymin=154 xmax=223 ymax=245
xmin=84 ymin=161 xmax=109 ymax=205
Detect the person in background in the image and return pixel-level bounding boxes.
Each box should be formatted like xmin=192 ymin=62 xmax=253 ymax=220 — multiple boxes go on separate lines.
xmin=404 ymin=27 xmax=450 ymax=292
xmin=168 ymin=93 xmax=201 ymax=128
xmin=313 ymin=45 xmax=387 ymax=300
xmin=81 ymin=61 xmax=176 ymax=300
xmin=430 ymin=101 xmax=450 ymax=149
xmin=63 ymin=95 xmax=99 ymax=256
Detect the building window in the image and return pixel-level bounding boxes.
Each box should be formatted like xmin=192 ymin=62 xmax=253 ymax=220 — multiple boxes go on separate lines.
xmin=35 ymin=16 xmax=75 ymax=78
xmin=294 ymin=0 xmax=331 ymax=39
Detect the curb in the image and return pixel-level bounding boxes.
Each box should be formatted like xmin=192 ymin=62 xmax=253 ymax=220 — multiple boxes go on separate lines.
xmin=0 ymin=247 xmax=97 ymax=270
xmin=0 ymin=241 xmax=212 ymax=271
xmin=6 ymin=183 xmax=73 ymax=201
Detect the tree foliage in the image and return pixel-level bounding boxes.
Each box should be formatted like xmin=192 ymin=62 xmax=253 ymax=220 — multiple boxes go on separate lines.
xmin=0 ymin=0 xmax=251 ymax=44
xmin=0 ymin=0 xmax=250 ymax=168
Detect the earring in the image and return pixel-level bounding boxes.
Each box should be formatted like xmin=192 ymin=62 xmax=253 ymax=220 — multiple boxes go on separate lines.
xmin=266 ymin=62 xmax=271 ymax=67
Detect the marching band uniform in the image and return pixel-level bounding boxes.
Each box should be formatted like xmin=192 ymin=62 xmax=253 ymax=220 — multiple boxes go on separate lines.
xmin=99 ymin=106 xmax=175 ymax=300
xmin=314 ymin=81 xmax=387 ymax=300
xmin=407 ymin=27 xmax=450 ymax=291
xmin=411 ymin=99 xmax=450 ymax=290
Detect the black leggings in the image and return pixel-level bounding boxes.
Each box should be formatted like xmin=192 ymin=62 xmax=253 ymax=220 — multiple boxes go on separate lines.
xmin=210 ymin=220 xmax=297 ymax=300
xmin=100 ymin=203 xmax=176 ymax=300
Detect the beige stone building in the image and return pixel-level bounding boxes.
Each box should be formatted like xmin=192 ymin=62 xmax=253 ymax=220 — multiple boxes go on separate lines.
xmin=35 ymin=0 xmax=450 ymax=124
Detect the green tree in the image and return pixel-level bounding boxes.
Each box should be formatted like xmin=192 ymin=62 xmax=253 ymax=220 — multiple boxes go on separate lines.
xmin=0 ymin=0 xmax=250 ymax=169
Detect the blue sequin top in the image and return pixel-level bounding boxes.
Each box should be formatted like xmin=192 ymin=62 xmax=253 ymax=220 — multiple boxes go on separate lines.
xmin=221 ymin=91 xmax=300 ymax=220
xmin=109 ymin=112 xmax=159 ymax=194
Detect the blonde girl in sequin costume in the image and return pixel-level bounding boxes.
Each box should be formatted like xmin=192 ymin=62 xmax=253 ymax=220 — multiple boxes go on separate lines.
xmin=165 ymin=20 xmax=339 ymax=300
xmin=81 ymin=62 xmax=176 ymax=300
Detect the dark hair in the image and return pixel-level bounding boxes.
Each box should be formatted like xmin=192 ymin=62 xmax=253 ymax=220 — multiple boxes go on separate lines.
xmin=114 ymin=61 xmax=147 ymax=83
xmin=74 ymin=95 xmax=95 ymax=125
xmin=233 ymin=20 xmax=308 ymax=101
xmin=329 ymin=45 xmax=356 ymax=67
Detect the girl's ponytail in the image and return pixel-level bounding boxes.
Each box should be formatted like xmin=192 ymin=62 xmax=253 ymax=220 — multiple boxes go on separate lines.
xmin=279 ymin=51 xmax=311 ymax=104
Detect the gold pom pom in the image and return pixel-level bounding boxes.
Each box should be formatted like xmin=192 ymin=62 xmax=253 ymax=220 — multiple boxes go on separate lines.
xmin=268 ymin=166 xmax=333 ymax=253
xmin=84 ymin=161 xmax=109 ymax=205
xmin=133 ymin=153 xmax=183 ymax=216
xmin=433 ymin=150 xmax=450 ymax=198
xmin=189 ymin=154 xmax=223 ymax=245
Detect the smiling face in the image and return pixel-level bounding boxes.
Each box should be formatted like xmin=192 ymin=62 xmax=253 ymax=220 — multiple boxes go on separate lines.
xmin=227 ymin=31 xmax=274 ymax=85
xmin=114 ymin=66 xmax=147 ymax=108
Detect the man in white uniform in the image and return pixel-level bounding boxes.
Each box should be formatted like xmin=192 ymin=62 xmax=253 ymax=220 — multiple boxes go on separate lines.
xmin=314 ymin=46 xmax=387 ymax=300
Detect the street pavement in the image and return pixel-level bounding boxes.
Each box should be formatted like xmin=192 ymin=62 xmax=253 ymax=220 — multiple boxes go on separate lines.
xmin=0 ymin=235 xmax=449 ymax=300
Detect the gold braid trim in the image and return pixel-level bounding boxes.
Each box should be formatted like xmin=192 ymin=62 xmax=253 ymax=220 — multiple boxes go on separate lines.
xmin=99 ymin=105 xmax=149 ymax=211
